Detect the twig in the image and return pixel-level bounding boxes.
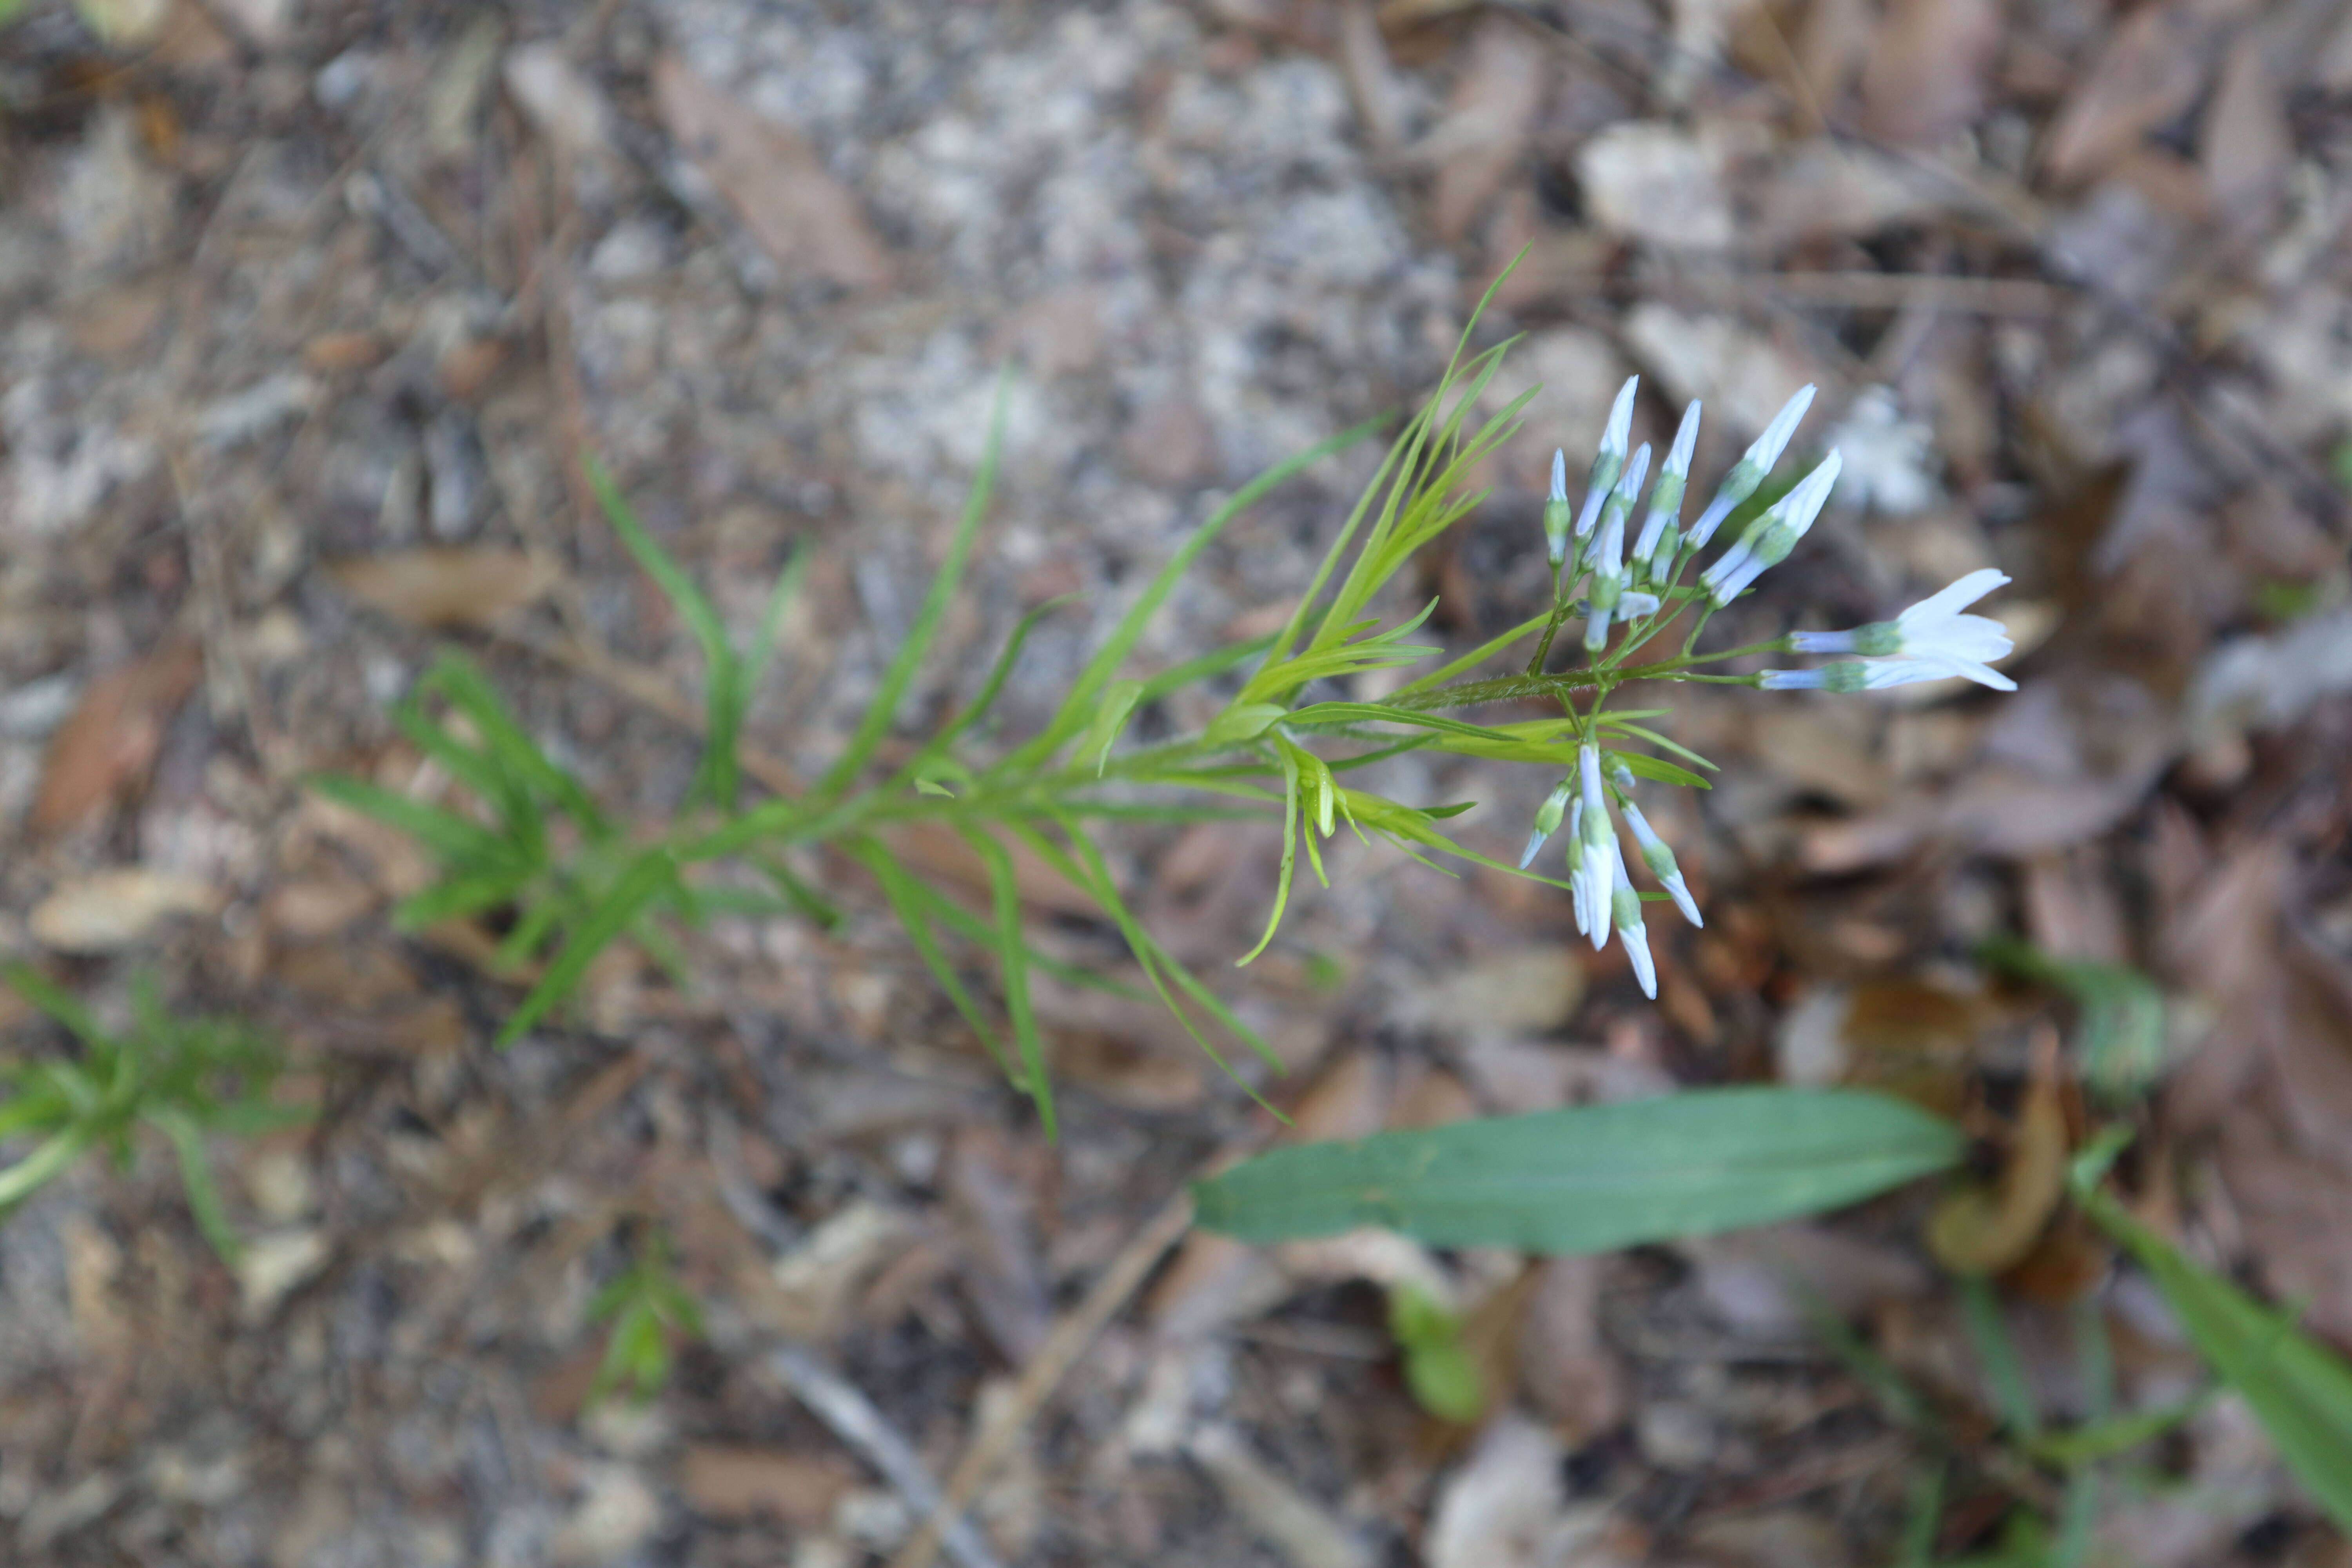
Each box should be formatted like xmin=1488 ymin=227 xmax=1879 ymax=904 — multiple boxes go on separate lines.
xmin=768 ymin=1343 xmax=1008 ymax=1568
xmin=889 ymin=1189 xmax=1196 ymax=1568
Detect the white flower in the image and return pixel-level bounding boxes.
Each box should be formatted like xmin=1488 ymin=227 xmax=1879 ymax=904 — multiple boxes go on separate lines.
xmin=1700 ymin=450 xmax=1842 ymax=606
xmin=1543 ymin=448 xmax=1573 ymax=567
xmin=1632 ymin=400 xmax=1700 ymax=574
xmin=1572 ymin=744 xmax=1614 ymax=951
xmin=1782 ymin=569 xmax=2016 ymax=690
xmin=1521 ymin=777 xmax=1574 ymax=869
xmin=1617 ymin=796 xmax=1702 ymax=927
xmin=1564 ymin=798 xmax=1592 ymax=936
xmin=1576 ymin=377 xmax=1638 ymax=539
xmin=1686 ymin=385 xmax=1815 ymax=550
xmin=1609 ymin=840 xmax=1657 ymax=999
xmin=1761 ymin=658 xmax=2016 ymax=693
xmin=1584 ymin=443 xmax=1649 ymax=651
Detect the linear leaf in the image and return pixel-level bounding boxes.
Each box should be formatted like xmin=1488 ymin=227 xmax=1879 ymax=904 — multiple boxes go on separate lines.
xmin=1013 ymin=418 xmax=1380 ymax=771
xmin=2085 ymin=1188 xmax=2352 ymax=1528
xmin=497 ymin=848 xmax=676 ymax=1045
xmin=1193 ymin=1087 xmax=1965 ymax=1252
xmin=957 ymin=824 xmax=1054 ymax=1137
xmin=585 ymin=456 xmax=746 ymax=807
xmin=821 ymin=368 xmax=1010 ymax=799
xmin=309 ymin=774 xmax=518 ymax=871
xmin=844 ymin=837 xmax=1008 ymax=1075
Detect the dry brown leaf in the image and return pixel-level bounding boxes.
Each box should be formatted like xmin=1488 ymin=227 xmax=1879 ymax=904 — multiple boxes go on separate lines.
xmin=1515 ymin=1256 xmax=1626 ymax=1442
xmin=1929 ymin=1028 xmax=2069 ymax=1275
xmin=652 ymin=54 xmax=894 ymax=294
xmin=31 ymin=638 xmax=203 ymax=835
xmin=1857 ymin=0 xmax=2003 ymax=148
xmin=2043 ymin=3 xmax=2222 ymax=186
xmin=678 ymin=1446 xmax=857 ymax=1526
xmin=1423 ymin=17 xmax=1546 ymax=243
xmin=31 ymin=867 xmax=223 ymax=953
xmin=2200 ymin=29 xmax=2294 ymax=232
xmin=325 ymin=548 xmax=557 ymax=630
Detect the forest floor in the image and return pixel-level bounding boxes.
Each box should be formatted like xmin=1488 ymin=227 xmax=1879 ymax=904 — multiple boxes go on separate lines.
xmin=4 ymin=0 xmax=2352 ymax=1564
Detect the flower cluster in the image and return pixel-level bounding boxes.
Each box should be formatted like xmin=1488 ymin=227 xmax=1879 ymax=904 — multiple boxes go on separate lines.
xmin=1516 ymin=377 xmax=2017 ymax=997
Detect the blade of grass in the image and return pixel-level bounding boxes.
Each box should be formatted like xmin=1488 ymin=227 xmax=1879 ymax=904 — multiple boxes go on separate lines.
xmin=1960 ymin=1274 xmax=2042 ymax=1440
xmin=820 ymin=367 xmax=1011 ymax=800
xmin=497 ymin=848 xmax=677 ymax=1045
xmin=956 ymin=824 xmax=1053 ymax=1136
xmin=2 ymin=963 xmax=116 ymax=1053
xmin=585 ymin=455 xmax=745 ymax=805
xmin=843 ymin=837 xmax=1010 ymax=1077
xmin=425 ymin=655 xmax=610 ymax=833
xmin=2083 ymin=1185 xmax=2352 ymax=1528
xmin=309 ymin=775 xmax=519 ymax=871
xmin=1009 ymin=416 xmax=1381 ymax=772
xmin=151 ymin=1107 xmax=241 ymax=1263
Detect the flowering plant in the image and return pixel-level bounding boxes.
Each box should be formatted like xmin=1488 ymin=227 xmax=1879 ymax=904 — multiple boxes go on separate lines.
xmin=319 ymin=276 xmax=2015 ymax=1125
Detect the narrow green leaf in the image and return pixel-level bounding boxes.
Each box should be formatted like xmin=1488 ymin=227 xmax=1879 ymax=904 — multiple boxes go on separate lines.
xmin=424 ymin=655 xmax=610 ymax=833
xmin=151 ymin=1108 xmax=242 ymax=1263
xmin=309 ymin=775 xmax=519 ymax=870
xmin=2084 ymin=1188 xmax=2352 ymax=1528
xmin=1193 ymin=1088 xmax=1966 ymax=1252
xmin=0 ymin=1127 xmax=93 ymax=1211
xmin=2 ymin=963 xmax=117 ymax=1054
xmin=1023 ymin=817 xmax=1284 ymax=1082
xmin=843 ymin=837 xmax=1008 ymax=1074
xmin=1607 ymin=750 xmax=1713 ymax=790
xmin=1013 ymin=417 xmax=1380 ymax=771
xmin=1082 ymin=679 xmax=1146 ymax=776
xmin=923 ymin=592 xmax=1079 ymax=761
xmin=1238 ymin=744 xmax=1303 ymax=966
xmin=820 ymin=368 xmax=1011 ymax=799
xmin=958 ymin=826 xmax=1054 ymax=1138
xmin=498 ymin=848 xmax=677 ymax=1045
xmin=1596 ymin=720 xmax=1720 ymax=773
xmin=1960 ymin=1274 xmax=2042 ymax=1439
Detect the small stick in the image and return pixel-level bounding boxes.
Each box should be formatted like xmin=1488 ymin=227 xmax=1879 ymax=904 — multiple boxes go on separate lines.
xmin=768 ymin=1343 xmax=1007 ymax=1568
xmin=889 ymin=1189 xmax=1195 ymax=1568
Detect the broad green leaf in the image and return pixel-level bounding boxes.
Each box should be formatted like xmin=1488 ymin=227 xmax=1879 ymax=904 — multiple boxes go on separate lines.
xmin=820 ymin=368 xmax=1009 ymax=798
xmin=2084 ymin=1188 xmax=2352 ymax=1528
xmin=1192 ymin=1087 xmax=1965 ymax=1252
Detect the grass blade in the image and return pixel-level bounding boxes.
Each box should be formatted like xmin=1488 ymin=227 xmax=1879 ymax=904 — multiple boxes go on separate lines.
xmin=1010 ymin=416 xmax=1381 ymax=771
xmin=309 ymin=775 xmax=518 ymax=870
xmin=585 ymin=456 xmax=746 ymax=806
xmin=497 ymin=848 xmax=677 ymax=1045
xmin=151 ymin=1108 xmax=241 ymax=1263
xmin=956 ymin=825 xmax=1053 ymax=1137
xmin=821 ymin=368 xmax=1011 ymax=799
xmin=1193 ymin=1087 xmax=1966 ymax=1251
xmin=2084 ymin=1187 xmax=2352 ymax=1528
xmin=844 ymin=837 xmax=1010 ymax=1075
xmin=2 ymin=963 xmax=116 ymax=1053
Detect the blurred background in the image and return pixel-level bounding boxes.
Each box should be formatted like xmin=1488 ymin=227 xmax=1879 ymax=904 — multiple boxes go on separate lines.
xmin=3 ymin=0 xmax=2352 ymax=1564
